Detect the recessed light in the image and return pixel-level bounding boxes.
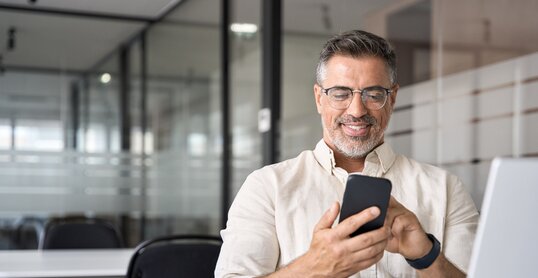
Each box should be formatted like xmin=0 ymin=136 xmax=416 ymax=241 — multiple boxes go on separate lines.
xmin=230 ymin=23 xmax=258 ymax=34
xmin=100 ymin=73 xmax=111 ymax=84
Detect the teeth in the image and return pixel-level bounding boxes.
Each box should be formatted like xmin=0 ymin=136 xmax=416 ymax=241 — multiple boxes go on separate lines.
xmin=346 ymin=125 xmax=366 ymax=130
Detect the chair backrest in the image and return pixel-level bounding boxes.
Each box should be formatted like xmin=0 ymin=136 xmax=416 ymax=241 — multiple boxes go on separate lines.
xmin=11 ymin=217 xmax=45 ymax=249
xmin=126 ymin=234 xmax=222 ymax=278
xmin=39 ymin=217 xmax=123 ymax=249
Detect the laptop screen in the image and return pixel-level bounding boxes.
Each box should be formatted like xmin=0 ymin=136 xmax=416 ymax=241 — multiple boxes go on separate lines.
xmin=467 ymin=157 xmax=538 ymax=277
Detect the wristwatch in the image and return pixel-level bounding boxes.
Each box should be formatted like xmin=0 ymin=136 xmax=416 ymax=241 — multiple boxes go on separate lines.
xmin=405 ymin=233 xmax=441 ymax=270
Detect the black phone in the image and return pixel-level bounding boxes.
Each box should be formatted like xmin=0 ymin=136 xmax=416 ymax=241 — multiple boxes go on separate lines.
xmin=338 ymin=174 xmax=392 ymax=237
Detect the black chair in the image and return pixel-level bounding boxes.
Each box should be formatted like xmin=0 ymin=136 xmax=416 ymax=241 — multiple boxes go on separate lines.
xmin=11 ymin=217 xmax=45 ymax=249
xmin=126 ymin=234 xmax=222 ymax=278
xmin=39 ymin=217 xmax=123 ymax=249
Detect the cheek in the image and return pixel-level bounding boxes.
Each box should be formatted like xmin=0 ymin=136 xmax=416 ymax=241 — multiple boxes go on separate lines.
xmin=375 ymin=110 xmax=392 ymax=129
xmin=321 ymin=113 xmax=332 ymax=128
xmin=320 ymin=109 xmax=340 ymax=128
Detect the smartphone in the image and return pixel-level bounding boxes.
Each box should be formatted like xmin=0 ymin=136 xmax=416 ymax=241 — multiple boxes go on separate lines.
xmin=338 ymin=174 xmax=392 ymax=237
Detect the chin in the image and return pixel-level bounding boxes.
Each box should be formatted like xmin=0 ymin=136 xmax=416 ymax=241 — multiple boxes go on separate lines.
xmin=334 ymin=142 xmax=372 ymax=158
xmin=332 ymin=132 xmax=384 ymax=159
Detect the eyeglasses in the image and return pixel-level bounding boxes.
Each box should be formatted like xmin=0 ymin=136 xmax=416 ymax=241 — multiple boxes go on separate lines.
xmin=319 ymin=85 xmax=393 ymax=110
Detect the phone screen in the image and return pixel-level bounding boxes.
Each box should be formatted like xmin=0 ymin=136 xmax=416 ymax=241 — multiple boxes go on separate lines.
xmin=338 ymin=174 xmax=392 ymax=237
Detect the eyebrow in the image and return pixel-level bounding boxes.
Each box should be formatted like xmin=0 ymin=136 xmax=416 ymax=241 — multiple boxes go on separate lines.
xmin=328 ymin=84 xmax=389 ymax=90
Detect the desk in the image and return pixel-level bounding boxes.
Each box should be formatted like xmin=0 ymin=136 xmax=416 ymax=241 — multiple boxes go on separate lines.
xmin=0 ymin=249 xmax=134 ymax=277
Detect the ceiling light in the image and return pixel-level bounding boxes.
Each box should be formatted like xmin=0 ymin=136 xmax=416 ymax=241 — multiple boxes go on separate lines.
xmin=100 ymin=73 xmax=111 ymax=84
xmin=230 ymin=23 xmax=258 ymax=35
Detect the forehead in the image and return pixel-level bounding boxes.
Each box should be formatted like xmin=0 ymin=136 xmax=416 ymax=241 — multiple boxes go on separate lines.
xmin=324 ymin=55 xmax=391 ymax=85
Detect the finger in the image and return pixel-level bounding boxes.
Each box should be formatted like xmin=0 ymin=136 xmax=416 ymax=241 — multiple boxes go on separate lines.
xmin=389 ymin=196 xmax=400 ymax=207
xmin=390 ymin=214 xmax=406 ymax=237
xmin=348 ymin=236 xmax=387 ymax=262
xmin=349 ymin=250 xmax=385 ymax=272
xmin=335 ymin=206 xmax=380 ymax=238
xmin=346 ymin=226 xmax=389 ymax=252
xmin=384 ymin=197 xmax=405 ymax=228
xmin=388 ymin=196 xmax=405 ymax=212
xmin=314 ymin=202 xmax=340 ymax=232
xmin=391 ymin=213 xmax=419 ymax=237
xmin=384 ymin=197 xmax=396 ymax=225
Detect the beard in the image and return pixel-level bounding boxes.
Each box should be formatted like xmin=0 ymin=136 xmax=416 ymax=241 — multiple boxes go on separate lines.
xmin=324 ymin=114 xmax=385 ymax=159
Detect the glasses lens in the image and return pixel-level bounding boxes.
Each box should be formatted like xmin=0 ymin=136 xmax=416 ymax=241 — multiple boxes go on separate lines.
xmin=361 ymin=88 xmax=387 ymax=110
xmin=327 ymin=88 xmax=353 ymax=109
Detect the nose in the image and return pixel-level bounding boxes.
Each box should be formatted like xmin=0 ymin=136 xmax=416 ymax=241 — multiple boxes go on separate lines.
xmin=345 ymin=92 xmax=368 ymax=118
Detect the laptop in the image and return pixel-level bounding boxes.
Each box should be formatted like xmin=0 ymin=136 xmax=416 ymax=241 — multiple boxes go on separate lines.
xmin=467 ymin=157 xmax=538 ymax=278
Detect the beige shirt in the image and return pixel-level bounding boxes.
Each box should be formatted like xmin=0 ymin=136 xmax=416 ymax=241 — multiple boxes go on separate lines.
xmin=215 ymin=140 xmax=479 ymax=278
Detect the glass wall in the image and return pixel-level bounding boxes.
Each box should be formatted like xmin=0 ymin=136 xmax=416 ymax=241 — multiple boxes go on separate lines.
xmin=84 ymin=56 xmax=121 ymax=153
xmin=142 ymin=1 xmax=222 ymax=239
xmin=230 ymin=0 xmax=263 ymax=195
xmin=0 ymin=1 xmax=224 ymax=249
xmin=0 ymin=119 xmax=10 ymax=149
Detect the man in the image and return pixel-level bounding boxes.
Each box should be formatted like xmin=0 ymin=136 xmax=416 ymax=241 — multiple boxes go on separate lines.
xmin=215 ymin=30 xmax=478 ymax=277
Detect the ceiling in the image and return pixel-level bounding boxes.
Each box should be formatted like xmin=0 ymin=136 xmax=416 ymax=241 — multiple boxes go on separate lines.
xmin=0 ymin=0 xmax=180 ymax=18
xmin=0 ymin=9 xmax=146 ymax=72
xmin=2 ymin=0 xmax=533 ymax=79
xmin=0 ymin=0 xmax=180 ymax=73
xmin=0 ymin=0 xmax=404 ymax=75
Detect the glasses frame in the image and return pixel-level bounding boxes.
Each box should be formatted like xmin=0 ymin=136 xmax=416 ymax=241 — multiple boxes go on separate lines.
xmin=319 ymin=85 xmax=394 ymax=110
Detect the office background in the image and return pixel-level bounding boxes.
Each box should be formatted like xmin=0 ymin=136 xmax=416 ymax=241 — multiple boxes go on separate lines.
xmin=0 ymin=0 xmax=537 ymax=249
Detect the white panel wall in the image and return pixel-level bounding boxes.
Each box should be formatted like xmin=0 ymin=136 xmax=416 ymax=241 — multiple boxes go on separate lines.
xmin=387 ymin=51 xmax=538 ymax=208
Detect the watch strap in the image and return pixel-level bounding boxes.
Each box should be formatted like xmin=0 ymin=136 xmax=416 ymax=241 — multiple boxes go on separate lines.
xmin=405 ymin=233 xmax=441 ymax=270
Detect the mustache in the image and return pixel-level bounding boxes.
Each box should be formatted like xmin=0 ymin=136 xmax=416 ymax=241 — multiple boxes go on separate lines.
xmin=337 ymin=114 xmax=377 ymax=125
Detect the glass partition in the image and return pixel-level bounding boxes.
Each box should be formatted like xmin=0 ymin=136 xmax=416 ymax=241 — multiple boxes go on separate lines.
xmin=0 ymin=8 xmax=147 ymax=248
xmin=142 ymin=1 xmax=222 ymax=239
xmin=230 ymin=0 xmax=263 ymax=196
xmin=0 ymin=0 xmax=223 ymax=249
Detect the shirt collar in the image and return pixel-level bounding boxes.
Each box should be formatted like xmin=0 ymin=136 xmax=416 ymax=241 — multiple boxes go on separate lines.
xmin=313 ymin=140 xmax=336 ymax=174
xmin=313 ymin=139 xmax=397 ymax=175
xmin=365 ymin=141 xmax=397 ymax=174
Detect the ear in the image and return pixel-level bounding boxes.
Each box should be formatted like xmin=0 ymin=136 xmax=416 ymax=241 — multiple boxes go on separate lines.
xmin=389 ymin=84 xmax=399 ymax=107
xmin=314 ymin=84 xmax=323 ymax=114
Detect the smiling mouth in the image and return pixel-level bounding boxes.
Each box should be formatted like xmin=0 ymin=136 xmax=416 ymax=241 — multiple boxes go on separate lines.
xmin=343 ymin=124 xmax=368 ymax=130
xmin=341 ymin=123 xmax=371 ymax=137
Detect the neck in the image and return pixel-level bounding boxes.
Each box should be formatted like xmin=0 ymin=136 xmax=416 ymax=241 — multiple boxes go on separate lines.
xmin=333 ymin=150 xmax=366 ymax=173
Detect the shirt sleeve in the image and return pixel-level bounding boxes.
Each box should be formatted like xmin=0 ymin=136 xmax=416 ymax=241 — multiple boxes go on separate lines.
xmin=215 ymin=170 xmax=280 ymax=278
xmin=443 ymin=175 xmax=479 ymax=273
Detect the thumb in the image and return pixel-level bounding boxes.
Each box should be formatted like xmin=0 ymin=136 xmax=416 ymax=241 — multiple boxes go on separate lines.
xmin=314 ymin=202 xmax=340 ymax=232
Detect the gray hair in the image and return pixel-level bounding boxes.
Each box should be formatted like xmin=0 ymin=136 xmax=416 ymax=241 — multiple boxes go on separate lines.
xmin=316 ymin=30 xmax=397 ymax=85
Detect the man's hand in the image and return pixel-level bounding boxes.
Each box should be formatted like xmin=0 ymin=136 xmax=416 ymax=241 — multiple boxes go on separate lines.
xmin=384 ymin=197 xmax=466 ymax=278
xmin=384 ymin=197 xmax=432 ymax=259
xmin=272 ymin=202 xmax=389 ymax=278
